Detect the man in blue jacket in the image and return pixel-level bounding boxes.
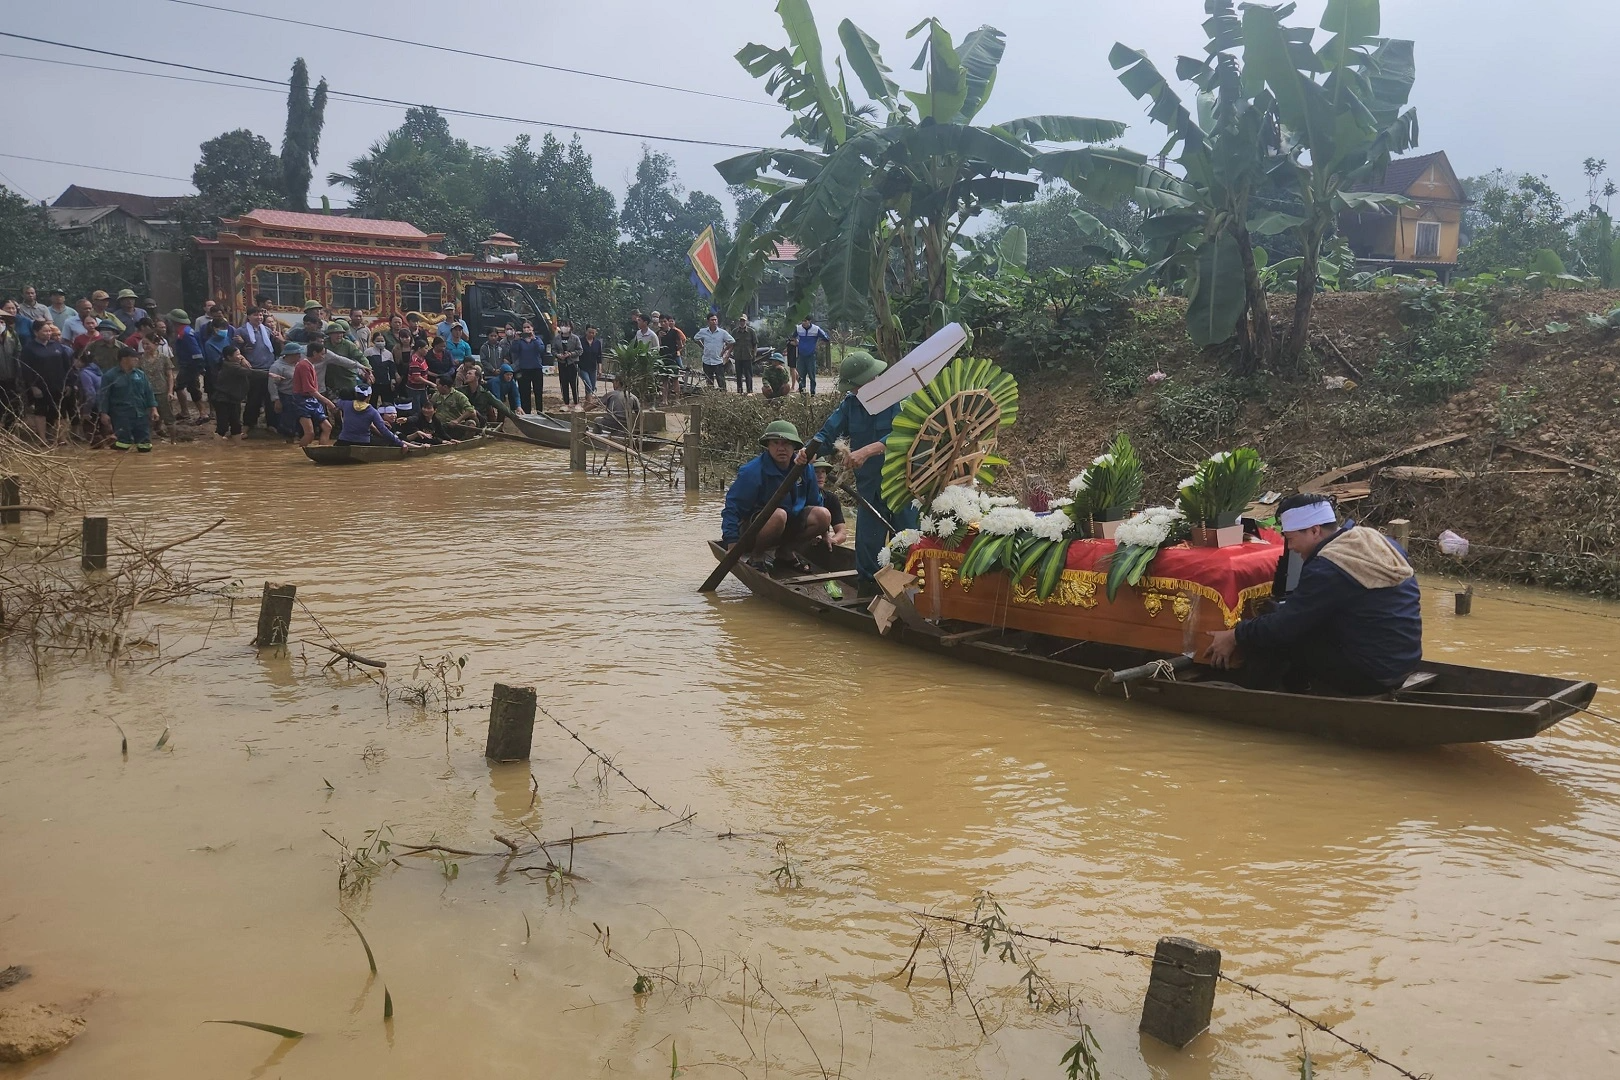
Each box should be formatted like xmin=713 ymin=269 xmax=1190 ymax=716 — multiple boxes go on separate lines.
xmin=721 ymin=420 xmax=829 ymax=572
xmin=1207 ymin=494 xmax=1422 ymax=695
xmin=797 ymin=350 xmax=919 ymax=595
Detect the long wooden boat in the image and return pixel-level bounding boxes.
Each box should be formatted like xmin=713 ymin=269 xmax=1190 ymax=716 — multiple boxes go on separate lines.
xmin=503 ymin=412 xmax=572 ymax=448
xmin=706 ymin=541 xmax=1598 ymax=748
xmin=303 ymin=435 xmax=492 ymax=465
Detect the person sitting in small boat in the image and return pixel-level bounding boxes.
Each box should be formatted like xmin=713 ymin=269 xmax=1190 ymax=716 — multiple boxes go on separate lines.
xmin=494 ymin=364 xmax=521 ymax=413
xmin=797 ymin=350 xmax=918 ymax=595
xmin=810 ymin=458 xmax=849 ymax=549
xmin=1206 ymin=493 xmax=1422 ymax=696
xmin=722 ymin=420 xmax=830 ymax=572
xmin=597 ymin=384 xmax=641 ymax=435
xmin=334 ymin=385 xmax=405 ymax=449
xmin=400 ymin=399 xmax=456 ymax=444
xmin=430 ymin=376 xmax=478 ymax=427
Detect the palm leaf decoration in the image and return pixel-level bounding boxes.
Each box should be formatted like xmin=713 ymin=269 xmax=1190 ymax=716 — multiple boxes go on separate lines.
xmin=881 ymin=355 xmax=1019 ymax=511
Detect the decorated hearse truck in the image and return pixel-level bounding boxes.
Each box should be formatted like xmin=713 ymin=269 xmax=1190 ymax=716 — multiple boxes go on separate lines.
xmin=197 ymin=209 xmax=564 ymax=336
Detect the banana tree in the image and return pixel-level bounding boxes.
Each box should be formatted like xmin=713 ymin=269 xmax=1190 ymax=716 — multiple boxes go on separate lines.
xmin=1238 ymin=0 xmax=1418 ymax=363
xmin=1110 ymin=0 xmax=1417 ymax=369
xmin=715 ymin=1 xmax=1137 ymax=361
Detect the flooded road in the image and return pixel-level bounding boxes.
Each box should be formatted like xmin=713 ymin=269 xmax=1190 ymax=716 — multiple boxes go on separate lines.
xmin=2 ymin=441 xmax=1617 ymax=1079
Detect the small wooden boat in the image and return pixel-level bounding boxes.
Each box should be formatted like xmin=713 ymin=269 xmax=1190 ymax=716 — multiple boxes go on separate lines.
xmin=303 ymin=435 xmax=492 ymax=465
xmin=503 ymin=412 xmax=572 ymax=448
xmin=706 ymin=542 xmax=1598 ymax=748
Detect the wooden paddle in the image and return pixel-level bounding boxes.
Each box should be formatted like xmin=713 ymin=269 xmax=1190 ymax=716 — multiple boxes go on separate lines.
xmin=699 ymin=436 xmax=822 ymax=593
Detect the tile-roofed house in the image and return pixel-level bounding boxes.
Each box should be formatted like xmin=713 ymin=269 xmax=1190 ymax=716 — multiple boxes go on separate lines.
xmin=45 ymin=204 xmax=157 ymax=241
xmin=1339 ymin=151 xmax=1466 ymax=280
xmin=51 ymin=185 xmax=183 ymax=224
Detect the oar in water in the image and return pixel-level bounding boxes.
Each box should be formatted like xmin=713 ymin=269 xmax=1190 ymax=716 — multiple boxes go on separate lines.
xmin=700 ymin=436 xmax=823 ymax=593
xmin=1096 ymin=653 xmax=1194 ymax=693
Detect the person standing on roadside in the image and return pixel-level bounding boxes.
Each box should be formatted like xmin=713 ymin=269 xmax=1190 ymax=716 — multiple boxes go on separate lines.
xmin=0 ymin=304 xmax=22 ymax=429
xmin=210 ymin=344 xmax=251 ymax=441
xmin=578 ymin=325 xmax=603 ymax=405
xmin=632 ymin=311 xmax=660 ymax=351
xmin=790 ymin=315 xmax=829 ymax=395
xmin=694 ymin=312 xmax=734 ymax=392
xmin=46 ymin=288 xmax=75 ymax=333
xmin=551 ymin=319 xmax=583 ymax=410
xmin=169 ymin=309 xmax=208 ymax=425
xmin=508 ymin=320 xmax=546 ymax=413
xmin=20 ymin=320 xmax=76 ymax=444
xmin=731 ymin=313 xmax=757 ymax=394
xmin=15 ymin=286 xmax=50 ymax=341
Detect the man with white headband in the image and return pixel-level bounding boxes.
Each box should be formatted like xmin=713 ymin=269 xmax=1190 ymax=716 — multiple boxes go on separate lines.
xmin=1205 ymin=493 xmax=1421 ymax=695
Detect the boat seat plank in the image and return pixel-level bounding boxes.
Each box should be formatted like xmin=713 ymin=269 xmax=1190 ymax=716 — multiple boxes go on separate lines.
xmin=780 ymin=569 xmax=860 ymax=585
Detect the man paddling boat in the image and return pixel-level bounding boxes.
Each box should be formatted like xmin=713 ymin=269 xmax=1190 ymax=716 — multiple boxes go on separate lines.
xmin=722 ymin=420 xmax=830 ymax=573
xmin=1206 ymin=494 xmax=1422 ymax=695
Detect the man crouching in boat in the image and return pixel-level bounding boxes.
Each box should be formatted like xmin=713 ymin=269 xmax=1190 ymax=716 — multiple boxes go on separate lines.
xmin=796 ymin=350 xmax=918 ymax=596
xmin=722 ymin=420 xmax=830 ymax=573
xmin=1206 ymin=494 xmax=1422 ymax=695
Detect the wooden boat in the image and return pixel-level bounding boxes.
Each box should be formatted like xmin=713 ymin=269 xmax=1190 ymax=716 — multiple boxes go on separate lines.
xmin=706 ymin=541 xmax=1598 ymax=748
xmin=503 ymin=412 xmax=572 ymax=448
xmin=303 ymin=435 xmax=492 ymax=465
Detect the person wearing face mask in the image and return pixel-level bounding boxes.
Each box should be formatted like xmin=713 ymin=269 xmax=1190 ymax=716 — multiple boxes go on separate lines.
xmin=508 ymin=320 xmax=547 ymax=414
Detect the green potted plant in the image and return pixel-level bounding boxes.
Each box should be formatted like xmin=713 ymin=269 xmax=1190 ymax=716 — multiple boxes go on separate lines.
xmin=1067 ymin=432 xmax=1143 ymax=539
xmin=1176 ymin=448 xmax=1264 ymax=547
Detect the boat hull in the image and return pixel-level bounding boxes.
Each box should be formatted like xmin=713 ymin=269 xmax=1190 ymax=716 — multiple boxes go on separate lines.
xmin=503 ymin=413 xmax=572 ymax=448
xmin=303 ymin=435 xmax=492 ymax=465
xmin=707 ymin=542 xmax=1596 ymax=748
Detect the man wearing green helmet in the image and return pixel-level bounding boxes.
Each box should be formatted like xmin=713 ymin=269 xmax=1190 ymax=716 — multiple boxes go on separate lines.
xmin=721 ymin=419 xmax=831 ymax=572
xmin=798 ymin=349 xmax=919 ymax=594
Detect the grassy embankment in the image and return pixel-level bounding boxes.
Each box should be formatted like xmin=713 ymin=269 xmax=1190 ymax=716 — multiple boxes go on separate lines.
xmin=700 ymin=289 xmax=1620 ymax=597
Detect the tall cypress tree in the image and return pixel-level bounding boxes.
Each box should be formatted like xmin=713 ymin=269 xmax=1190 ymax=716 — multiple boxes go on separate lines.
xmin=280 ymin=58 xmax=329 ymax=210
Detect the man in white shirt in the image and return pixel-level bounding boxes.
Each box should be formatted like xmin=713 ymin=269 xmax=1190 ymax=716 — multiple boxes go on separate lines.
xmin=692 ymin=313 xmax=734 ymax=392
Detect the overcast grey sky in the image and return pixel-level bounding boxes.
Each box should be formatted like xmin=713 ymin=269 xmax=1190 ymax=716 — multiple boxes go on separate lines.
xmin=3 ymin=0 xmax=1616 ymax=223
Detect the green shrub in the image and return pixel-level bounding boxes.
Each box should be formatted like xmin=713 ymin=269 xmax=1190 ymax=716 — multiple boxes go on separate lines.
xmin=1372 ymin=291 xmax=1494 ymax=402
xmin=965 ymin=266 xmax=1132 ymax=375
xmin=1094 ymin=337 xmax=1154 ymax=400
xmin=1154 ymin=381 xmax=1242 ymax=442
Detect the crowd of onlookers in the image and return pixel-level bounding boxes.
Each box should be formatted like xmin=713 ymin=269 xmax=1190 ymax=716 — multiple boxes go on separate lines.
xmin=0 ymin=282 xmax=838 ymax=453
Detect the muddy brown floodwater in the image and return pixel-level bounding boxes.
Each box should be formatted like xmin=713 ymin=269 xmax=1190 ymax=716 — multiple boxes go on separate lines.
xmin=1 ymin=441 xmax=1618 ymax=1079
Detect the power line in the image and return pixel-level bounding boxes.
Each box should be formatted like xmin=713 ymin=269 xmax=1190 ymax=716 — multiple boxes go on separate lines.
xmin=161 ymin=0 xmax=772 ymax=109
xmin=0 ymin=153 xmax=193 ymax=185
xmin=0 ymin=33 xmax=767 ymax=151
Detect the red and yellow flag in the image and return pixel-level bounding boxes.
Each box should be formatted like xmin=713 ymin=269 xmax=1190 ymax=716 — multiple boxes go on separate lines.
xmin=687 ymin=225 xmax=720 ymax=298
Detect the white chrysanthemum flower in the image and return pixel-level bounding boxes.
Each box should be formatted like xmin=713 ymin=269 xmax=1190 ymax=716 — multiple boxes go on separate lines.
xmin=877 ymin=545 xmax=892 ymax=568
xmin=919 ymin=515 xmax=937 ymax=535
xmin=985 ymin=495 xmax=1021 ymax=507
xmin=979 ymin=507 xmax=1039 ymax=536
xmin=1031 ymin=512 xmax=1071 ymax=541
xmin=912 ymin=498 xmax=923 ymax=511
xmin=892 ymin=529 xmax=922 ymax=551
xmin=1179 ymin=475 xmax=1198 ymax=491
xmin=1092 ymin=453 xmax=1114 ymax=466
xmin=1209 ymin=450 xmax=1231 ymax=463
xmin=1050 ymin=497 xmax=1073 ymax=508
xmin=1068 ymin=470 xmax=1092 ymax=495
xmin=1114 ymin=505 xmax=1184 ymax=548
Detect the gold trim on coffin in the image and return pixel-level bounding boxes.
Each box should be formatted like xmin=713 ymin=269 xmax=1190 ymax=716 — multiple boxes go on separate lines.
xmin=906 ymin=547 xmax=1269 ymax=627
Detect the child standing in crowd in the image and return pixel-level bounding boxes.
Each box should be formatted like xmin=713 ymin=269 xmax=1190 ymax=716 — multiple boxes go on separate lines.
xmin=405 ymin=342 xmax=434 ymax=410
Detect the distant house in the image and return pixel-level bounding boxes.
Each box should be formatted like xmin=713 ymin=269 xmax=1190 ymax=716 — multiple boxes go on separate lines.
xmin=49 ymin=184 xmax=184 ymax=240
xmin=1341 ymin=152 xmax=1470 ymax=281
xmin=1339 ymin=151 xmax=1466 ymax=280
xmin=45 ymin=204 xmax=155 ymax=240
xmin=754 ymin=240 xmax=800 ymax=314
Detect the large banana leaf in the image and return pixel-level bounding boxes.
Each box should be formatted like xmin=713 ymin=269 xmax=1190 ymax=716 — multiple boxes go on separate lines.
xmin=777 ymin=0 xmax=845 ymax=145
xmin=1186 ymin=232 xmax=1246 ymax=347
xmin=837 ymin=19 xmax=899 ymax=112
xmin=997 ymin=115 xmax=1129 ymax=144
xmin=905 ymin=18 xmax=968 ymax=122
xmin=819 ymin=187 xmax=885 ymax=325
xmin=955 ymin=26 xmax=1006 ymax=123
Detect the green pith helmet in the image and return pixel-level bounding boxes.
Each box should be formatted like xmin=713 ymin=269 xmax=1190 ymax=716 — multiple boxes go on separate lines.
xmin=304 ymin=300 xmax=323 ymax=311
xmin=758 ymin=419 xmax=803 ymax=447
xmin=167 ymin=308 xmax=190 ymax=324
xmin=325 ymin=320 xmax=349 ymax=334
xmin=116 ymin=288 xmax=137 ymax=300
xmin=837 ymin=349 xmax=885 ymax=392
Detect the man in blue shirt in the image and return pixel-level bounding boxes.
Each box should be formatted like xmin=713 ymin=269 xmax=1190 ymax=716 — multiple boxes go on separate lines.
xmin=721 ymin=420 xmax=830 ymax=572
xmin=168 ymin=309 xmax=208 ymax=425
xmin=790 ymin=316 xmax=828 ymax=394
xmin=1206 ymin=494 xmax=1422 ymax=695
xmin=798 ymin=350 xmax=917 ymax=593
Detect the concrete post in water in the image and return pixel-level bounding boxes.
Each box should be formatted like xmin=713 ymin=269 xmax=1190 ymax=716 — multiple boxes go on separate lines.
xmin=1455 ymin=584 xmax=1474 ymax=616
xmin=485 ymin=683 xmax=537 ymax=761
xmin=1387 ymin=518 xmax=1411 ymax=548
xmin=569 ymin=414 xmax=586 ymax=472
xmin=0 ymin=476 xmax=19 ymax=525
xmin=1139 ymin=936 xmax=1220 ymax=1049
xmin=253 ymin=582 xmax=296 ymax=646
xmin=81 ymin=516 xmax=109 ymax=571
xmin=684 ymin=403 xmax=702 ymax=492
